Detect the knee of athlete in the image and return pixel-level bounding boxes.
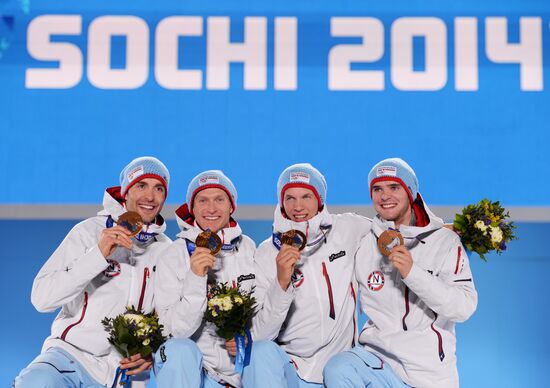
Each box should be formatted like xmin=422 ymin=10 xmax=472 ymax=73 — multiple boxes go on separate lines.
xmin=323 ymin=353 xmax=350 ymax=382
xmin=155 ymin=338 xmax=201 ymax=366
xmin=249 ymin=340 xmax=280 ymax=360
xmin=13 ymin=366 xmax=60 ymax=388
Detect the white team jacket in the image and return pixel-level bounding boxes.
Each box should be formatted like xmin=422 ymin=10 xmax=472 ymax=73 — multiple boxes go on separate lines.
xmin=32 ymin=187 xmax=171 ymax=386
xmin=155 ymin=204 xmax=256 ymax=388
xmin=356 ymin=200 xmax=478 ymax=388
xmin=252 ymin=206 xmax=371 ymax=383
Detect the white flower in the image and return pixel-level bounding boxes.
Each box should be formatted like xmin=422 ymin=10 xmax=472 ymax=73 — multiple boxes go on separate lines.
xmin=220 ymin=296 xmax=233 ymax=311
xmin=474 ymin=220 xmax=488 ymax=234
xmin=234 ymin=296 xmax=243 ymax=305
xmin=142 ymin=338 xmax=150 ymax=346
xmin=490 ymin=226 xmax=503 ymax=243
xmin=212 ymin=310 xmax=218 ymax=317
xmin=124 ymin=313 xmax=144 ymax=325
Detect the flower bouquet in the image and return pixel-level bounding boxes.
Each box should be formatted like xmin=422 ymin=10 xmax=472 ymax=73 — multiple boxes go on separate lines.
xmin=204 ymin=282 xmax=256 ymax=373
xmin=102 ymin=307 xmax=166 ymax=386
xmin=453 ymin=199 xmax=516 ymax=260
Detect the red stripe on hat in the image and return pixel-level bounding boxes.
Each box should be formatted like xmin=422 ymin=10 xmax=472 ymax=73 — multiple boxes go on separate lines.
xmin=122 ymin=174 xmax=168 ymax=198
xmin=370 ymin=176 xmax=414 ymax=204
xmin=280 ymin=182 xmax=323 ymax=211
xmin=189 ymin=184 xmax=236 ymax=215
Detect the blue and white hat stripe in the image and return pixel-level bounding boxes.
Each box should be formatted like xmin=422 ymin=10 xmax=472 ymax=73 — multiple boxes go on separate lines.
xmin=119 ymin=156 xmax=170 ymax=197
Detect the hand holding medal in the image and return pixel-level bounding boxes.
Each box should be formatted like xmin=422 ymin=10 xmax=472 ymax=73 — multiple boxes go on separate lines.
xmin=189 ymin=230 xmax=223 ymax=276
xmin=378 ymin=229 xmax=412 ymax=278
xmin=99 ymin=211 xmax=143 ymax=258
xmin=276 ymin=230 xmax=307 ymax=291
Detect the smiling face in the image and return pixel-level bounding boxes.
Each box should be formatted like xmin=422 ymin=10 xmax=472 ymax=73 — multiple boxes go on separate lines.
xmin=192 ymin=188 xmax=232 ymax=233
xmin=371 ymin=180 xmax=412 ymax=228
xmin=282 ymin=187 xmax=319 ymax=222
xmin=124 ymin=178 xmax=166 ymax=223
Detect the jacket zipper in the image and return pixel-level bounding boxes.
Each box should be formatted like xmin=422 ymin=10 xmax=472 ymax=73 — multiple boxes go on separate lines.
xmin=322 ymin=262 xmax=335 ymax=320
xmin=402 ymin=287 xmax=410 ymax=330
xmin=61 ymin=292 xmax=88 ymax=340
xmin=137 ymin=267 xmax=150 ymax=312
xmin=431 ymin=312 xmax=446 ymax=361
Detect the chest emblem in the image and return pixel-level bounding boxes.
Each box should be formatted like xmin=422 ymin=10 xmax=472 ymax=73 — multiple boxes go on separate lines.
xmin=291 ymin=268 xmax=305 ymax=288
xmin=103 ymin=259 xmax=121 ymax=277
xmin=367 ymin=270 xmax=385 ymax=291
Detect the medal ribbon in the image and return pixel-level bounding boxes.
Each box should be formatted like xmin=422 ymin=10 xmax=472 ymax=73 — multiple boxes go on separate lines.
xmin=234 ymin=327 xmax=253 ymax=374
xmin=111 ymin=366 xmax=132 ymax=388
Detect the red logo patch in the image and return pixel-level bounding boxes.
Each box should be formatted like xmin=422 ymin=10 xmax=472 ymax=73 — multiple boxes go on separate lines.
xmin=291 ymin=268 xmax=304 ymax=288
xmin=367 ymin=271 xmax=385 ymax=291
xmin=103 ymin=259 xmax=121 ymax=277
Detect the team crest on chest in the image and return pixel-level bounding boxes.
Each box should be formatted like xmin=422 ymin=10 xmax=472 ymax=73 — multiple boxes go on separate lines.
xmin=291 ymin=268 xmax=304 ymax=288
xmin=367 ymin=270 xmax=385 ymax=291
xmin=103 ymin=259 xmax=121 ymax=277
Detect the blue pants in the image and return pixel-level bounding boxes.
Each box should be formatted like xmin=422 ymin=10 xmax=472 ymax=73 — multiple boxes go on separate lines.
xmin=242 ymin=340 xmax=322 ymax=388
xmin=13 ymin=347 xmax=104 ymax=388
xmin=323 ymin=346 xmax=410 ymax=388
xmin=154 ymin=338 xmax=227 ymax=388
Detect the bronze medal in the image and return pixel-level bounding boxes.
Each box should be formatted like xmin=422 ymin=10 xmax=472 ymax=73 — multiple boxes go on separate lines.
xmin=117 ymin=211 xmax=144 ymax=237
xmin=281 ymin=229 xmax=307 ymax=251
xmin=377 ymin=230 xmax=404 ymax=256
xmin=196 ymin=230 xmax=222 ymax=255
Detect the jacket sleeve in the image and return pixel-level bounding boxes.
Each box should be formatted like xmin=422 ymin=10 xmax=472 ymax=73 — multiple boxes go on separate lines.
xmin=250 ymin=242 xmax=295 ymax=341
xmin=31 ymin=221 xmax=109 ymax=313
xmin=402 ymin=233 xmax=478 ymax=322
xmin=155 ymin=241 xmax=207 ymax=338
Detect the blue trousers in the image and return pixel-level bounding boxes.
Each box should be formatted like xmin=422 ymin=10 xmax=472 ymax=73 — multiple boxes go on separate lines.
xmin=154 ymin=338 xmax=227 ymax=388
xmin=323 ymin=346 xmax=410 ymax=388
xmin=242 ymin=340 xmax=322 ymax=388
xmin=13 ymin=347 xmax=104 ymax=388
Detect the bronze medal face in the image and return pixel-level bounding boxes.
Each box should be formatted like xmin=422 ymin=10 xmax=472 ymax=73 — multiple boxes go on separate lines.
xmin=117 ymin=211 xmax=144 ymax=237
xmin=281 ymin=229 xmax=307 ymax=251
xmin=196 ymin=231 xmax=222 ymax=255
xmin=377 ymin=230 xmax=404 ymax=256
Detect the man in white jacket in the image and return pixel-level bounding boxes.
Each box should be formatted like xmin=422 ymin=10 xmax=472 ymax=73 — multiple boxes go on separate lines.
xmin=324 ymin=158 xmax=478 ymax=388
xmin=243 ymin=163 xmax=371 ymax=388
xmin=14 ymin=156 xmax=172 ymax=388
xmin=154 ymin=170 xmax=256 ymax=388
